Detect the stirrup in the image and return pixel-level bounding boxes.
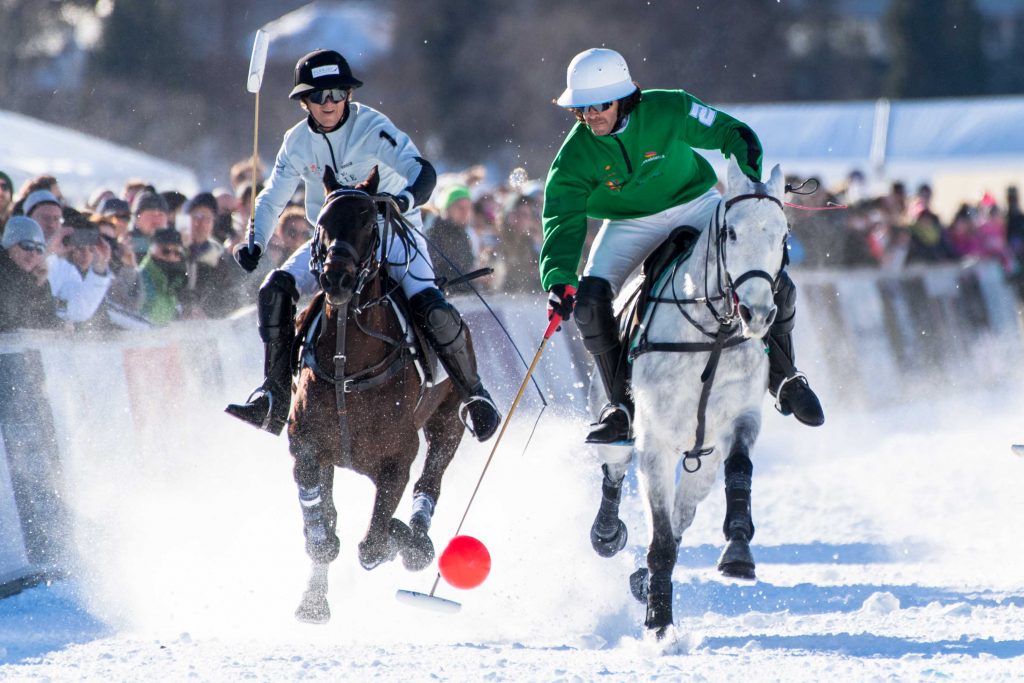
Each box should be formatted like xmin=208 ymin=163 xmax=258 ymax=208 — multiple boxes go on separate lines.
xmin=586 ymin=403 xmax=634 ymax=446
xmin=244 ymin=386 xmax=277 ymax=431
xmin=459 ymin=394 xmax=501 ymax=440
xmin=773 ymin=372 xmax=807 ymax=413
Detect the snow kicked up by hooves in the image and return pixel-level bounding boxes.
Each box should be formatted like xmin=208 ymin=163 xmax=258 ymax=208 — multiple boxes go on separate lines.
xmin=2 ymin=388 xmax=1024 ymax=680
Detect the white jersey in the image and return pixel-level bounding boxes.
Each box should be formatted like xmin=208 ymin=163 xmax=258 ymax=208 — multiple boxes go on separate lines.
xmin=252 ymin=102 xmax=429 ymax=250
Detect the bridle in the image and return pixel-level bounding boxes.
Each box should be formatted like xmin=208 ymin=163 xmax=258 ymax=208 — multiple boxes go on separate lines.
xmin=310 ymin=187 xmax=382 ymax=302
xmin=701 ymin=184 xmax=787 ymax=328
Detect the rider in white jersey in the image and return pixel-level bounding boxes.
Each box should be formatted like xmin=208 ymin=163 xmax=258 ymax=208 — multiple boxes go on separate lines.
xmin=225 ymin=49 xmax=501 ymax=440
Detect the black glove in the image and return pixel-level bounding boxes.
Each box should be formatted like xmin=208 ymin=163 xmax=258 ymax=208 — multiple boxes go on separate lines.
xmin=233 ymin=243 xmax=262 ymax=272
xmin=546 ymin=283 xmax=577 ymax=322
xmin=379 ymin=192 xmax=410 ymax=214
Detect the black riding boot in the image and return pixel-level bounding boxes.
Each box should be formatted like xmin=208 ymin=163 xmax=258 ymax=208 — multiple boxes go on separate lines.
xmin=225 ymin=271 xmax=299 ymax=435
xmin=768 ymin=271 xmax=824 ymax=427
xmin=410 ymin=288 xmax=502 ymax=441
xmin=575 ymin=276 xmax=633 ymax=445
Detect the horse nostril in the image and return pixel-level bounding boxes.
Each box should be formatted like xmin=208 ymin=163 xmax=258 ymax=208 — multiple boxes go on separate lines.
xmin=738 ymin=304 xmax=752 ymax=324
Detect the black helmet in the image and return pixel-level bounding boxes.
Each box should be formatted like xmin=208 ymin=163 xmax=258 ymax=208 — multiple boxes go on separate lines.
xmin=289 ymin=49 xmax=363 ymax=100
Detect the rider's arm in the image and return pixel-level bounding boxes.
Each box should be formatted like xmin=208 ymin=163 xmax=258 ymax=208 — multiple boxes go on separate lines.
xmin=252 ymin=128 xmax=304 ymax=250
xmin=674 ymin=90 xmax=763 ymax=181
xmin=369 ymin=115 xmax=436 ymax=211
xmin=540 ymin=139 xmax=594 ymax=291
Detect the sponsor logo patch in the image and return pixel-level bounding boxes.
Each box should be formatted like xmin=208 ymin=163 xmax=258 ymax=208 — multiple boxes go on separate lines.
xmin=642 ymin=150 xmax=665 ymax=165
xmin=689 ymin=103 xmax=717 ymax=127
xmin=311 ymin=64 xmax=340 ymax=79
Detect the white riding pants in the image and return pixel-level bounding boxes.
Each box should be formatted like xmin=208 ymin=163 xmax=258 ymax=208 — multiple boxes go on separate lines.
xmin=583 ymin=187 xmax=721 ymax=295
xmin=281 ymin=210 xmax=435 ymax=298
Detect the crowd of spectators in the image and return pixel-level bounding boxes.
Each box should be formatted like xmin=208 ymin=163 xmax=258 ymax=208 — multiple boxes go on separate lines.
xmin=1 ymin=160 xmax=1021 ymax=335
xmin=786 ymin=172 xmax=1024 ymax=283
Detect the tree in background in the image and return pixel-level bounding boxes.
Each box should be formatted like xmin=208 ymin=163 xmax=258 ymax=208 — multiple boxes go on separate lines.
xmin=884 ymin=0 xmax=986 ymax=98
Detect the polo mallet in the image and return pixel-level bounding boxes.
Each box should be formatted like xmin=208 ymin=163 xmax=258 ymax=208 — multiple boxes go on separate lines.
xmin=245 ymin=28 xmax=270 ymax=254
xmin=396 ymin=314 xmax=565 ymax=612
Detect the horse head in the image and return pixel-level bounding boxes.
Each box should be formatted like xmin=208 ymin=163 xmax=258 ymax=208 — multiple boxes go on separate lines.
xmin=720 ymin=157 xmax=789 ymax=339
xmin=316 ymin=166 xmax=381 ymax=307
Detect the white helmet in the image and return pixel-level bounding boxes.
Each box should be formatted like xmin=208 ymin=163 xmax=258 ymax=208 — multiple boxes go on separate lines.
xmin=556 ymin=48 xmax=637 ymax=108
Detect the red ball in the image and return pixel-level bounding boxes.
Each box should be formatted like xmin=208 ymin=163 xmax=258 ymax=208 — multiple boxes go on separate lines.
xmin=438 ymin=535 xmax=491 ymax=589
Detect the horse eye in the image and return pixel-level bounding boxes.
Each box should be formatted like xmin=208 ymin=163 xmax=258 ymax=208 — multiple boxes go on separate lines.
xmin=728 ymin=227 xmax=737 ymax=241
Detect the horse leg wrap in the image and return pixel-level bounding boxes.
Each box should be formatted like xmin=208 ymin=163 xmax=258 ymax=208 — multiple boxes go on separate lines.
xmin=410 ymin=492 xmax=435 ymax=532
xmin=590 ymin=465 xmax=628 ymax=557
xmin=299 ymin=485 xmax=339 ymax=563
xmin=645 ymin=570 xmax=674 ymax=634
xmin=722 ymin=452 xmax=754 ymax=541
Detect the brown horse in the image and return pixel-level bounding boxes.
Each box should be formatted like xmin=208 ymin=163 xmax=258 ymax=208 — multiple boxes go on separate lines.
xmin=288 ymin=167 xmax=466 ymax=623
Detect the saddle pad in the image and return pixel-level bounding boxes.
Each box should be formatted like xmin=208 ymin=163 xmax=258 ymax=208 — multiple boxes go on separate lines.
xmin=618 ymin=225 xmax=702 ymax=348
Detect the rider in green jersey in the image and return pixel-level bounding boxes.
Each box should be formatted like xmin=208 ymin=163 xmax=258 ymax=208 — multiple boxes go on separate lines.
xmin=541 ymin=48 xmax=824 ymax=445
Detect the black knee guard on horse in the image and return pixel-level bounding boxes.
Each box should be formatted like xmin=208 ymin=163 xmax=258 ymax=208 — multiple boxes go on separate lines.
xmin=574 ymin=276 xmax=633 ymax=444
xmin=225 ymin=269 xmax=300 ymax=435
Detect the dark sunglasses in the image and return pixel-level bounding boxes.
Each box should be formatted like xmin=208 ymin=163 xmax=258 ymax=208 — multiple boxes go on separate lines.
xmin=156 ymin=246 xmax=183 ymax=259
xmin=16 ymin=240 xmax=46 ymax=254
xmin=307 ymin=88 xmax=349 ymax=105
xmin=569 ymin=101 xmax=615 ymax=116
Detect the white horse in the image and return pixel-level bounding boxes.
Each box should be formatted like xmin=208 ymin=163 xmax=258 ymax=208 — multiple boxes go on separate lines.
xmin=590 ymin=158 xmax=790 ymax=638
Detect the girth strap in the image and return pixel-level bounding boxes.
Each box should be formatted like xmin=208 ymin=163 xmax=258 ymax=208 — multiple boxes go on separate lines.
xmin=334 ymin=310 xmax=352 ymax=468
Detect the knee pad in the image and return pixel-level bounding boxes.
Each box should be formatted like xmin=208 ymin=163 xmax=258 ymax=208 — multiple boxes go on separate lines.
xmin=410 ymin=287 xmax=465 ymax=349
xmin=772 ymin=270 xmax=796 ymax=334
xmin=258 ymin=270 xmax=299 ymax=342
xmin=573 ymin=276 xmax=618 ymax=355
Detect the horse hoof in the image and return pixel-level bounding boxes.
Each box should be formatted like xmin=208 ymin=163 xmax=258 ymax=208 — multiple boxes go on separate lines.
xmin=717 ymin=536 xmax=756 ymax=581
xmin=295 ymin=593 xmax=330 ymax=624
xmin=590 ymin=519 xmax=627 ymax=558
xmin=305 ymin=533 xmax=340 ymax=564
xmin=629 ymin=567 xmax=649 ymax=603
xmin=359 ymin=519 xmax=412 ymax=570
xmin=401 ymin=526 xmax=435 ymax=572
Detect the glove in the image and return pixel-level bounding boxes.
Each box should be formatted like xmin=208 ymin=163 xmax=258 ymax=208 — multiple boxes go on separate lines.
xmin=233 ymin=243 xmax=262 ymax=273
xmin=546 ymin=283 xmax=577 ymax=324
xmin=379 ymin=191 xmax=411 ymax=214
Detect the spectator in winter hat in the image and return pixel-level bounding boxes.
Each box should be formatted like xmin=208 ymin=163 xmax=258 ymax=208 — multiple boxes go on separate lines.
xmin=98 ymin=197 xmax=132 ymax=237
xmin=269 ymin=205 xmax=312 ymax=267
xmin=0 ymin=216 xmax=62 ymax=332
xmin=129 ymin=190 xmax=170 ymax=263
xmin=45 ymin=206 xmax=112 ymax=324
xmin=24 ymin=189 xmax=68 ymax=256
xmin=137 ymin=226 xmax=187 ymax=324
xmin=181 ymin=191 xmax=231 ymax=318
xmin=11 ymin=175 xmax=62 ymax=216
xmin=0 ymin=170 xmax=13 ymax=224
xmin=426 ymin=184 xmax=476 ymax=292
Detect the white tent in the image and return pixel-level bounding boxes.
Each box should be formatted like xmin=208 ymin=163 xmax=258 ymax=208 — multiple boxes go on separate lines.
xmin=0 ymin=109 xmax=199 ymax=206
xmin=702 ymin=96 xmax=1024 ymax=216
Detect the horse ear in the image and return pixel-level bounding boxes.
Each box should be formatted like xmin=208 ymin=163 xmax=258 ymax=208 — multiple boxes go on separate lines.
xmin=362 ymin=165 xmax=380 ymax=194
xmin=726 ymin=156 xmax=751 ymax=195
xmin=323 ymin=166 xmax=341 ymax=193
xmin=767 ymin=164 xmax=785 ymax=199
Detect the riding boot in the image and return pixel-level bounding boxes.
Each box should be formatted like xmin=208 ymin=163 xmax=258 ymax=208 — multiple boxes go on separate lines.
xmin=225 ymin=270 xmax=299 ymax=435
xmin=574 ymin=277 xmax=633 ymax=445
xmin=410 ymin=287 xmax=502 ymax=442
xmin=767 ymin=271 xmax=824 ymax=427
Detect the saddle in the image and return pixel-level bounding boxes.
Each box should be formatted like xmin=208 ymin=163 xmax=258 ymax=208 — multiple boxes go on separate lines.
xmin=617 ymin=225 xmax=702 ymax=349
xmin=293 ymin=279 xmax=443 ymax=389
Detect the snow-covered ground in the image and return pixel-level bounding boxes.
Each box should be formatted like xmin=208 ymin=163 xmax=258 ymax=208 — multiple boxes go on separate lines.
xmin=1 ymin=380 xmax=1023 ymax=681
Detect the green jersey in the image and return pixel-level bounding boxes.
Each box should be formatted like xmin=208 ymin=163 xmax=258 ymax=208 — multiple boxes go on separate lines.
xmin=539 ymin=89 xmax=763 ymax=290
